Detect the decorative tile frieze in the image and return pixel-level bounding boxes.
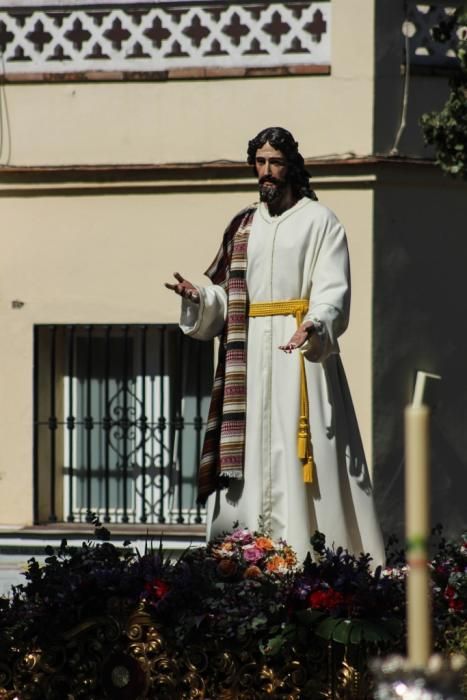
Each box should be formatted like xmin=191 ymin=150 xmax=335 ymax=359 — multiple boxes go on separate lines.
xmin=404 ymin=2 xmax=464 ymax=66
xmin=0 ymin=2 xmax=331 ymax=77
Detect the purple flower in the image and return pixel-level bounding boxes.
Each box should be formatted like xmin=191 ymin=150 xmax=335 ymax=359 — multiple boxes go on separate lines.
xmin=228 ymin=528 xmax=253 ymax=545
xmin=243 ymin=545 xmax=264 ymax=563
xmin=293 ymin=578 xmax=313 ymax=601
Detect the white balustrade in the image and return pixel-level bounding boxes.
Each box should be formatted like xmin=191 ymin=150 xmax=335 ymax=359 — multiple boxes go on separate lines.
xmin=0 ymin=2 xmax=331 ymax=76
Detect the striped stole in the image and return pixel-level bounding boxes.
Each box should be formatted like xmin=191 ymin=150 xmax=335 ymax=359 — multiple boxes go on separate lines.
xmin=197 ymin=205 xmax=257 ymax=505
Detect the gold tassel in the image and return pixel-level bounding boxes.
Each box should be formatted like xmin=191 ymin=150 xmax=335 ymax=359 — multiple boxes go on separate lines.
xmin=303 ymin=456 xmax=314 ymax=484
xmin=297 ymin=416 xmax=308 ymax=459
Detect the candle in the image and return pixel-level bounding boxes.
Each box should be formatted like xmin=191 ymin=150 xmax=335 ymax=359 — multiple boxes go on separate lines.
xmin=405 ymin=403 xmax=431 ymax=668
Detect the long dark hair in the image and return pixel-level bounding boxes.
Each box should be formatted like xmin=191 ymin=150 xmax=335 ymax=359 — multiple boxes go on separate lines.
xmin=247 ymin=126 xmax=317 ymax=201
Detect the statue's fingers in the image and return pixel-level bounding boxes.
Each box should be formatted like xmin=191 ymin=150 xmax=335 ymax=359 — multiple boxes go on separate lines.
xmin=174 ymin=272 xmax=184 ymax=283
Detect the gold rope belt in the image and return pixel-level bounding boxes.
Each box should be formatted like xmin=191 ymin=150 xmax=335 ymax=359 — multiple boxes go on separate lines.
xmin=249 ymin=299 xmax=314 ymax=484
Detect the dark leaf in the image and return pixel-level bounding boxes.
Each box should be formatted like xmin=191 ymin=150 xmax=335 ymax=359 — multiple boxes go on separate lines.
xmin=315 ymin=616 xmax=341 ymax=641
xmin=331 ymin=618 xmax=353 ymax=645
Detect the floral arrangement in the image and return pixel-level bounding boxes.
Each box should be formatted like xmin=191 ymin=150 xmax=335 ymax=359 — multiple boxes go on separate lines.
xmin=179 ymin=525 xmax=299 ymax=643
xmin=0 ymin=537 xmax=195 ymax=653
xmin=207 ymin=526 xmax=298 ymax=578
xmin=1 ymin=519 xmax=467 ymax=699
xmin=4 ymin=525 xmax=464 ymax=650
xmin=431 ymin=529 xmax=467 ymax=654
xmin=262 ymin=532 xmax=406 ymax=652
xmin=298 ymin=533 xmax=403 ymax=611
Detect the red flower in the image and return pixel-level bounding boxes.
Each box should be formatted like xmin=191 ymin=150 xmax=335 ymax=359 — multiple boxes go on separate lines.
xmin=145 ymin=578 xmax=170 ymax=600
xmin=308 ymin=588 xmax=347 ymax=611
xmin=444 ymin=585 xmax=456 ymax=600
xmin=444 ymin=585 xmax=464 ymax=611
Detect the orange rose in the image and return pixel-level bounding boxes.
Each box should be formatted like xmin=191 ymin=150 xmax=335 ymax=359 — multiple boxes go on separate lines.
xmin=244 ymin=565 xmax=262 ymax=579
xmin=212 ymin=541 xmax=234 ymax=558
xmin=284 ymin=547 xmax=297 ymax=566
xmin=266 ymin=555 xmax=286 ymax=572
xmin=255 ymin=537 xmax=275 ymax=551
xmin=216 ymin=558 xmax=238 ymax=578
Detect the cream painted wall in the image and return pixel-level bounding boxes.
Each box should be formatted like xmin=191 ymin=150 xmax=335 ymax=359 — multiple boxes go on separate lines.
xmin=0 ymin=182 xmax=374 ymax=524
xmin=0 ymin=315 xmax=34 ymax=527
xmin=0 ymin=0 xmax=376 ymax=167
xmin=0 ymin=189 xmax=254 ymax=324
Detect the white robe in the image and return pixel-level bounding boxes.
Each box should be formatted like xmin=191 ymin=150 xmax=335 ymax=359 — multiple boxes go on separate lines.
xmin=181 ymin=198 xmax=385 ymax=567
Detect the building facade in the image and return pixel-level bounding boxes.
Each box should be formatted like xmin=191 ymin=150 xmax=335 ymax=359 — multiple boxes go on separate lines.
xmin=0 ymin=0 xmax=465 ymax=545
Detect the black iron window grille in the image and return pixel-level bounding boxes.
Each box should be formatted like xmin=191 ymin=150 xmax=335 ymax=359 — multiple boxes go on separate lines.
xmin=33 ymin=325 xmax=213 ymax=526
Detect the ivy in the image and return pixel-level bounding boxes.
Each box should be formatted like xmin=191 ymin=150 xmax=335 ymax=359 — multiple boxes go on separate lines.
xmin=420 ymin=7 xmax=467 ymax=179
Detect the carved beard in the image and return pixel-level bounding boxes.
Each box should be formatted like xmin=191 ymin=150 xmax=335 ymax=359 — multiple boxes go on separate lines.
xmin=258 ymin=175 xmax=288 ymax=203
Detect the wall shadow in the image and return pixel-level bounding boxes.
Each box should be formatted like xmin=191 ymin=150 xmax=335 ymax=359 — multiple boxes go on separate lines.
xmin=373 ymin=175 xmax=467 ymax=541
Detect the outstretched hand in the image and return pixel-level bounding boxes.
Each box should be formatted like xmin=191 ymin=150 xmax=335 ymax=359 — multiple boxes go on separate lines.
xmin=164 ymin=272 xmax=200 ymax=304
xmin=279 ymin=322 xmax=314 ymax=353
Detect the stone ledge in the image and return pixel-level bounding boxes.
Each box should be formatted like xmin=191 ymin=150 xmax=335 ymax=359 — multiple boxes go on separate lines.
xmin=0 ymin=522 xmax=205 ymax=539
xmin=0 ymin=64 xmax=331 ymax=84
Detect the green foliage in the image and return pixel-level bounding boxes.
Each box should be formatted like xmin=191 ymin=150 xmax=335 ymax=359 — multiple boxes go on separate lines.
xmin=420 ymin=7 xmax=467 ymax=179
xmin=293 ymin=609 xmax=403 ymax=646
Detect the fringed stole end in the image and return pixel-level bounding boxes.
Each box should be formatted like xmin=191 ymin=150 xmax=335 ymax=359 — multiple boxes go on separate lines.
xmin=219 ymin=469 xmax=243 ymax=480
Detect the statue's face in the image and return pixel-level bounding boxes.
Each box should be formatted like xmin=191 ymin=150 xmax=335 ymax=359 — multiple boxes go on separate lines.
xmin=255 ymin=142 xmax=289 ymax=203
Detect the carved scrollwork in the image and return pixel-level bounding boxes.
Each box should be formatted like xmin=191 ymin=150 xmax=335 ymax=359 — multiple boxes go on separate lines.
xmin=183 ymin=646 xmax=210 ymax=673
xmin=127 ymin=623 xmax=144 ymax=642
xmin=277 ymin=659 xmax=307 ymax=694
xmin=0 ymin=604 xmax=376 ymax=699
xmin=180 ymin=671 xmax=206 ymax=699
xmin=0 ymin=664 xmax=12 ymax=690
xmin=17 ymin=651 xmax=40 ymax=673
xmin=38 ymin=646 xmax=66 ymax=674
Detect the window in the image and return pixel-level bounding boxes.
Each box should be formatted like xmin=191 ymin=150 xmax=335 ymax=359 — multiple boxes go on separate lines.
xmin=34 ymin=324 xmax=213 ymax=525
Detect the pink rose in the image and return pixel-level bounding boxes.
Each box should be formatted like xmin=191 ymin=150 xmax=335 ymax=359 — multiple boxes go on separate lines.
xmin=228 ymin=528 xmax=253 ymax=544
xmin=242 ymin=544 xmax=264 ymax=563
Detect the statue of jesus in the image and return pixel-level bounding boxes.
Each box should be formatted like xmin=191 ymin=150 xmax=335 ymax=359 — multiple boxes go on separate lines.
xmin=166 ymin=126 xmax=385 ymax=566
